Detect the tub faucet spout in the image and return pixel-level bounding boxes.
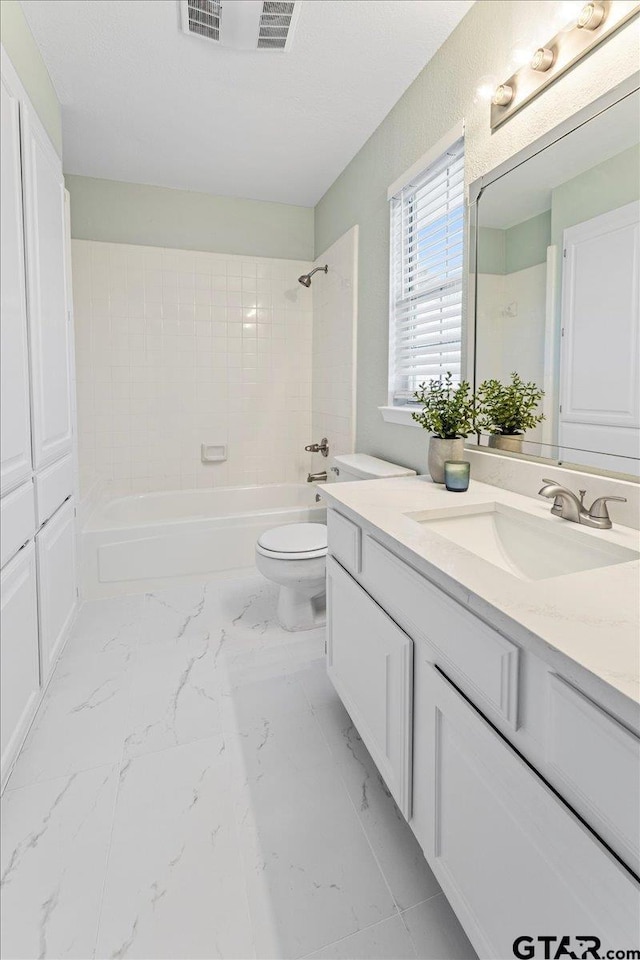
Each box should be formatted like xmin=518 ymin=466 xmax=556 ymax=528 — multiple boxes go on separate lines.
xmin=307 ymin=471 xmax=327 ymax=483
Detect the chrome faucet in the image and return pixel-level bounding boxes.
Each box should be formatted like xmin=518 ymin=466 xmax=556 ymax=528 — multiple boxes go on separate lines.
xmin=307 ymin=471 xmax=327 ymax=483
xmin=538 ymin=479 xmax=627 ymax=530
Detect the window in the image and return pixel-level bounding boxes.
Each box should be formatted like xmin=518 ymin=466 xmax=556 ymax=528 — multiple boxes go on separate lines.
xmin=388 ymin=136 xmax=464 ymax=406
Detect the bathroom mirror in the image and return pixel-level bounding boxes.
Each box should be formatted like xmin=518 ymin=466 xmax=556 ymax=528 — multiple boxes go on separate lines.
xmin=469 ymin=79 xmax=640 ymax=480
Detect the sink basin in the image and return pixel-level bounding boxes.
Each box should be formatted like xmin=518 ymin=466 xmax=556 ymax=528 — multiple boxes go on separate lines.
xmin=405 ymin=502 xmax=639 ymax=581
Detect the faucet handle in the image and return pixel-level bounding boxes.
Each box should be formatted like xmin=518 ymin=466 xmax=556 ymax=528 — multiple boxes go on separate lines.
xmin=588 ymin=496 xmax=627 ymax=520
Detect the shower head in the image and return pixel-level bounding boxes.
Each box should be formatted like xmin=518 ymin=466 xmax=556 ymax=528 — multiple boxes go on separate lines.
xmin=298 ymin=264 xmax=328 ymax=287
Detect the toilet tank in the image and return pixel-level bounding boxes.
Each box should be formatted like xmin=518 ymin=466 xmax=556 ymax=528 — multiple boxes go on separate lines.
xmin=331 ymin=454 xmax=416 ymax=483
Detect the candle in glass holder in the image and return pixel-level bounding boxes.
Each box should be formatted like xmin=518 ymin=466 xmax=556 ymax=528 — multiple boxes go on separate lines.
xmin=444 ymin=460 xmax=470 ymax=492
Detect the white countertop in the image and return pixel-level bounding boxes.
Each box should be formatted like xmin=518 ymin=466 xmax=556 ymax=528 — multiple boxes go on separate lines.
xmin=321 ymin=475 xmax=640 ymax=728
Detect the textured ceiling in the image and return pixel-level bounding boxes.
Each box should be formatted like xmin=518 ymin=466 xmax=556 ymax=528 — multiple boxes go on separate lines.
xmin=21 ymin=0 xmax=472 ymax=206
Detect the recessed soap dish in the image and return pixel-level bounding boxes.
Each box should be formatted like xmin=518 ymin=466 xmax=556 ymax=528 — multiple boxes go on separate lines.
xmin=201 ymin=443 xmax=227 ymax=463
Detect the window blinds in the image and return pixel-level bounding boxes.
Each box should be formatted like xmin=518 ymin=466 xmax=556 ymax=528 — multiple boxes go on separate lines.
xmin=389 ymin=138 xmax=464 ymax=404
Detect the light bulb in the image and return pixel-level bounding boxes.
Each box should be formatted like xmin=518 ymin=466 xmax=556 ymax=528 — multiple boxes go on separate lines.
xmin=531 ymin=47 xmax=555 ymax=71
xmin=577 ymin=1 xmax=606 ymax=29
xmin=492 ymin=84 xmax=514 ymax=107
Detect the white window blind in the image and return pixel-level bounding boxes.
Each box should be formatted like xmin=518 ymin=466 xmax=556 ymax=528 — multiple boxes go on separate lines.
xmin=389 ymin=137 xmax=464 ymax=404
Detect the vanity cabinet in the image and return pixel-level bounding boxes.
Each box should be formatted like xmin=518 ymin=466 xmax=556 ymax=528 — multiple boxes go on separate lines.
xmin=325 ymin=506 xmax=640 ymax=960
xmin=414 ymin=661 xmax=639 ymax=957
xmin=326 ymin=555 xmax=413 ymax=817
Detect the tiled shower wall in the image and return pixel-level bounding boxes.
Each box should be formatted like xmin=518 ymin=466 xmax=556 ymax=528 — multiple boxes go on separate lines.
xmin=310 ymin=226 xmax=358 ymax=473
xmin=71 ymin=241 xmax=314 ymax=496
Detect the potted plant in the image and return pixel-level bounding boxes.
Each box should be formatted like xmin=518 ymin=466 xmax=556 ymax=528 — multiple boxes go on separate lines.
xmin=411 ymin=372 xmax=474 ymax=483
xmin=476 ymin=372 xmax=544 ymax=453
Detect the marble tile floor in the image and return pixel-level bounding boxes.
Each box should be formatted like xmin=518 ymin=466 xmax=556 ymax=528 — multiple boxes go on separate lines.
xmin=1 ymin=573 xmax=477 ymax=960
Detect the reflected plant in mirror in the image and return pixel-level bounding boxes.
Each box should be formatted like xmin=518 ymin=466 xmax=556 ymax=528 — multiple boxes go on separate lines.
xmin=411 ymin=372 xmax=474 ymax=483
xmin=476 ymin=372 xmax=545 ymax=454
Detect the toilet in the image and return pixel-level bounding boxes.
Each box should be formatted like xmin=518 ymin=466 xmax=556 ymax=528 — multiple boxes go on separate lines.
xmin=256 ymin=454 xmax=416 ymax=631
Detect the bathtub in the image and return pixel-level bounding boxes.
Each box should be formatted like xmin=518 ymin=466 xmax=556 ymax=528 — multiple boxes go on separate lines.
xmin=82 ymin=484 xmax=326 ymax=598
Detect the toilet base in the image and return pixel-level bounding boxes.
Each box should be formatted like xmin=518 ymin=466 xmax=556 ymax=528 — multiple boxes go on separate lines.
xmin=277 ymin=585 xmax=326 ymax=632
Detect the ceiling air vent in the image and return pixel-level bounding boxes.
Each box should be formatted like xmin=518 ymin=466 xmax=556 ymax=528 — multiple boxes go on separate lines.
xmin=185 ymin=0 xmax=221 ymax=42
xmin=180 ymin=0 xmax=301 ymax=51
xmin=257 ymin=2 xmax=296 ymax=49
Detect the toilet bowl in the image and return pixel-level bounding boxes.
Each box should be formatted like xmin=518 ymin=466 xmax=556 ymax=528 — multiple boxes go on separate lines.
xmin=255 ymin=522 xmax=328 ymax=631
xmin=256 ymin=455 xmax=417 ymax=631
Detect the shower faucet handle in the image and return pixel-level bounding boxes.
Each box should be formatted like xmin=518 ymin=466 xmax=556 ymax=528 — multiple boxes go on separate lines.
xmin=305 ymin=438 xmax=329 ymax=457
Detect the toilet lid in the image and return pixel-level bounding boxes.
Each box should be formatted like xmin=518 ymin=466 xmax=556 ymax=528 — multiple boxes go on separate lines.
xmin=257 ymin=522 xmax=327 ymax=557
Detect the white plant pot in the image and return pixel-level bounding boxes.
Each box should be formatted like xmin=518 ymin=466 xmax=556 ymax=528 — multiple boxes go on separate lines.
xmin=428 ymin=437 xmax=465 ymax=484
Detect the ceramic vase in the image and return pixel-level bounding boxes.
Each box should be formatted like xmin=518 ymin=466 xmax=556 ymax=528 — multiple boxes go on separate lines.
xmin=428 ymin=436 xmax=465 ymax=484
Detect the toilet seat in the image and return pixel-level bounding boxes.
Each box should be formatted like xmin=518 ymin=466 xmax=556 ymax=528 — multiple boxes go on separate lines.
xmin=256 ymin=522 xmax=327 ymax=560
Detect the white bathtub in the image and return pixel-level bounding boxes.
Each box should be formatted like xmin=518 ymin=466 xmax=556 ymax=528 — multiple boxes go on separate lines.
xmin=82 ymin=484 xmax=326 ymax=598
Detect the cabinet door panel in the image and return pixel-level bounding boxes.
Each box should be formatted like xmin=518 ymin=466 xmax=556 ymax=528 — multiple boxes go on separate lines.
xmin=1 ymin=542 xmax=39 ymax=787
xmin=1 ymin=70 xmax=32 ymax=495
xmin=416 ymin=662 xmax=639 ymax=959
xmin=21 ymin=104 xmax=72 ymax=470
xmin=36 ymin=498 xmax=77 ymax=681
xmin=326 ymin=555 xmax=413 ymax=817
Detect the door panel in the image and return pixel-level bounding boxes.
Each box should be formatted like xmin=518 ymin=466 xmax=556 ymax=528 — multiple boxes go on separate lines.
xmin=326 ymin=555 xmax=413 ymax=817
xmin=1 ymin=542 xmax=39 ymax=787
xmin=417 ymin=662 xmax=639 ymax=959
xmin=21 ymin=103 xmax=72 ymax=470
xmin=1 ymin=70 xmax=32 ymax=495
xmin=36 ymin=498 xmax=77 ymax=682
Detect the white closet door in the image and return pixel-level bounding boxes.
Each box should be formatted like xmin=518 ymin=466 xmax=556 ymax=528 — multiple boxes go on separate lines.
xmin=21 ymin=102 xmax=72 ymax=471
xmin=559 ymin=201 xmax=640 ymax=472
xmin=0 ymin=68 xmax=32 ymax=495
xmin=36 ymin=498 xmax=77 ymax=682
xmin=1 ymin=542 xmax=40 ymax=787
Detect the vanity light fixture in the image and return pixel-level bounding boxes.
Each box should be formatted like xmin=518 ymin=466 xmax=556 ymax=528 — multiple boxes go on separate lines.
xmin=489 ymin=0 xmax=639 ymax=130
xmin=577 ymin=1 xmax=607 ymax=28
xmin=530 ymin=47 xmax=555 ymax=71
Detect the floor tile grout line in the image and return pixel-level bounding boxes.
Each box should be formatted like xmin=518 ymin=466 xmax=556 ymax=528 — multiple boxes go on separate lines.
xmin=90 ymin=600 xmax=145 ymax=960
xmin=300 ymin=683 xmax=406 ymax=929
xmin=296 ymin=909 xmax=418 ymax=960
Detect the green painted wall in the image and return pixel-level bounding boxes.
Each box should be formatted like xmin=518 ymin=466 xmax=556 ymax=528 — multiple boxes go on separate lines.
xmin=551 ymin=143 xmax=640 ymax=247
xmin=505 ymin=210 xmax=551 ymax=275
xmin=478 ymin=211 xmax=551 ymax=275
xmin=0 ymin=0 xmax=62 ymax=155
xmin=314 ymin=0 xmax=639 ymax=473
xmin=65 ymin=175 xmax=315 ymax=261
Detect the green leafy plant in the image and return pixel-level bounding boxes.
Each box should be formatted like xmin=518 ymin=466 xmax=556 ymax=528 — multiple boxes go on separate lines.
xmin=476 ymin=372 xmax=544 ymax=436
xmin=411 ymin=372 xmax=475 ymax=438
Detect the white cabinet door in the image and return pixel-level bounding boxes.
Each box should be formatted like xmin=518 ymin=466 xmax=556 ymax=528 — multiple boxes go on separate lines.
xmin=36 ymin=498 xmax=76 ymax=681
xmin=1 ymin=68 xmax=32 ymax=495
xmin=21 ymin=103 xmax=72 ymax=471
xmin=326 ymin=555 xmax=413 ymax=817
xmin=415 ymin=662 xmax=640 ymax=960
xmin=1 ymin=542 xmax=39 ymax=787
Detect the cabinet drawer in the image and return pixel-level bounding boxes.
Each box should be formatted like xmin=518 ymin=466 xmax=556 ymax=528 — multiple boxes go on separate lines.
xmin=362 ymin=535 xmax=519 ymax=728
xmin=547 ymin=674 xmax=640 ymax=875
xmin=327 ymin=509 xmax=361 ymax=574
xmin=1 ymin=480 xmax=35 ymax=568
xmin=417 ymin=663 xmax=640 ymax=960
xmin=35 ymin=454 xmax=73 ymax=526
xmin=326 ymin=555 xmax=412 ymax=817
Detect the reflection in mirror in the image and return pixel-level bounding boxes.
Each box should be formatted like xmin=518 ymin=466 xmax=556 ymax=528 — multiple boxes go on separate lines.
xmin=473 ymin=88 xmax=639 ymax=478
